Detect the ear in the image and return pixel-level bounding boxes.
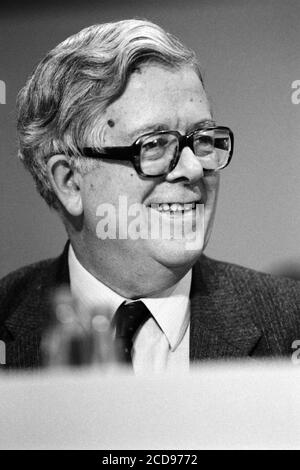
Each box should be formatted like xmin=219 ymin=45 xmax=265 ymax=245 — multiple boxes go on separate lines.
xmin=46 ymin=155 xmax=83 ymax=216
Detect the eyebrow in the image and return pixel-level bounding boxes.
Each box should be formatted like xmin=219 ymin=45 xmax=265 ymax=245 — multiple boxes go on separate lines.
xmin=187 ymin=119 xmax=216 ymax=133
xmin=128 ymin=124 xmax=169 ymax=141
xmin=129 ymin=119 xmax=217 ymax=141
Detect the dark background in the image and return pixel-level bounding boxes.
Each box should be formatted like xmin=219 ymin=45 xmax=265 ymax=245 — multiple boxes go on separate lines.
xmin=0 ymin=0 xmax=300 ymax=279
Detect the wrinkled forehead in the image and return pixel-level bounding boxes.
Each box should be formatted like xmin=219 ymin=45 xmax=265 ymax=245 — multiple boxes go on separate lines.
xmin=102 ymin=64 xmax=212 ymax=144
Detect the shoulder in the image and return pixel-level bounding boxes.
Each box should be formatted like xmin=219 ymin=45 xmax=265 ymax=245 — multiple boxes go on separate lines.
xmin=200 ymin=255 xmax=299 ymax=295
xmin=0 ymin=258 xmax=57 ymax=300
xmin=198 ymin=255 xmax=300 ymax=330
xmin=0 ymin=258 xmax=57 ymax=289
xmin=0 ymin=247 xmax=69 ymax=368
xmin=0 ymin=257 xmax=61 ymax=325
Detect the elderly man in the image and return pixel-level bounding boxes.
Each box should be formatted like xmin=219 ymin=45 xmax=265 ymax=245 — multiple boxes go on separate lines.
xmin=0 ymin=19 xmax=299 ymax=371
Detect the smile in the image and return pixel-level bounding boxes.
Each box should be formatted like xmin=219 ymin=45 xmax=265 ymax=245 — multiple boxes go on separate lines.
xmin=150 ymin=202 xmax=198 ymax=213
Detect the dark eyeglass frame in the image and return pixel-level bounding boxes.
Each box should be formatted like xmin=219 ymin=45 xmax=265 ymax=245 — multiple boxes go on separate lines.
xmin=79 ymin=125 xmax=234 ymax=178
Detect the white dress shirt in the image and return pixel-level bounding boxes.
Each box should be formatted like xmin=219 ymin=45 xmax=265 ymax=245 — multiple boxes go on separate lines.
xmin=68 ymin=245 xmax=191 ymax=375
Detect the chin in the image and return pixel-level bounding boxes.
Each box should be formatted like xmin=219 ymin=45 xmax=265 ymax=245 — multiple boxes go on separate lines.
xmin=150 ymin=237 xmax=204 ymax=269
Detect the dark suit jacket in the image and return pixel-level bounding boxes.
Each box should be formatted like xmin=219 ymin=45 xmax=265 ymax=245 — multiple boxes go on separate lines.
xmin=0 ymin=243 xmax=300 ymax=369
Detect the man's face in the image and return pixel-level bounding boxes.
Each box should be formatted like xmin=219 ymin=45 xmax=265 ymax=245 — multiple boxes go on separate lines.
xmin=79 ymin=64 xmax=219 ymax=274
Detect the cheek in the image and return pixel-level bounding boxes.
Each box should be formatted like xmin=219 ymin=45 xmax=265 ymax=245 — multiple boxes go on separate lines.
xmin=81 ymin=186 xmax=102 ymax=229
xmin=82 ymin=166 xmax=119 ymax=206
xmin=81 ymin=165 xmax=156 ymax=217
xmin=79 ymin=172 xmax=107 ymax=225
xmin=204 ymin=174 xmax=220 ymax=205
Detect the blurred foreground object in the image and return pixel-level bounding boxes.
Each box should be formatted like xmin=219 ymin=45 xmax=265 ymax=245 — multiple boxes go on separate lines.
xmin=0 ymin=361 xmax=299 ymax=449
xmin=41 ymin=288 xmax=119 ymax=368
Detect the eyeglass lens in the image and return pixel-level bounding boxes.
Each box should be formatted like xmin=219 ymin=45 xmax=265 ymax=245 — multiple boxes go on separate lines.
xmin=140 ymin=128 xmax=231 ymax=176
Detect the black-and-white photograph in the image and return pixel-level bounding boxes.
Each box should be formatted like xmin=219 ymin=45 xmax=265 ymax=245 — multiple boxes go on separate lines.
xmin=0 ymin=0 xmax=300 ymax=451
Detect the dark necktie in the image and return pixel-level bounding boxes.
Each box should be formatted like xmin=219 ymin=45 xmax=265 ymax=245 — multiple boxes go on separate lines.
xmin=112 ymin=301 xmax=152 ymax=364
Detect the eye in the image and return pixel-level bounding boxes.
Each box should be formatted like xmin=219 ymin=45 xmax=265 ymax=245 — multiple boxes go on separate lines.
xmin=215 ymin=137 xmax=230 ymax=151
xmin=143 ymin=136 xmax=169 ymax=151
xmin=143 ymin=140 xmax=159 ymax=151
xmin=194 ymin=135 xmax=214 ymax=148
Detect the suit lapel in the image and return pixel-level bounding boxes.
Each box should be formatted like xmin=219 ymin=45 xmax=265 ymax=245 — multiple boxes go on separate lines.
xmin=190 ymin=256 xmax=262 ymax=361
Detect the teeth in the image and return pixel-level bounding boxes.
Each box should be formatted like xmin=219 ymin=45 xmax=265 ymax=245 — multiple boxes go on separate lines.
xmin=184 ymin=203 xmax=194 ymax=210
xmin=151 ymin=202 xmax=197 ymax=212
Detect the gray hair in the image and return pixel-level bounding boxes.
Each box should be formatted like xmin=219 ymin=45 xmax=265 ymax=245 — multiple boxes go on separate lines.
xmin=17 ymin=19 xmax=203 ymax=209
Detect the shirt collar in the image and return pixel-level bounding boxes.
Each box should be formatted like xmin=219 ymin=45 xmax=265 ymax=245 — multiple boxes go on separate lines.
xmin=140 ymin=273 xmax=191 ymax=351
xmin=68 ymin=244 xmax=191 ymax=351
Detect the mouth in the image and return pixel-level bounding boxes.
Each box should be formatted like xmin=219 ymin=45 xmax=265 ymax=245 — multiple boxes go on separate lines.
xmin=148 ymin=201 xmax=200 ymax=213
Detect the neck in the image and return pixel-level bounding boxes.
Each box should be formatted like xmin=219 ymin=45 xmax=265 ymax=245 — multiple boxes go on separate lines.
xmin=70 ymin=239 xmax=192 ymax=299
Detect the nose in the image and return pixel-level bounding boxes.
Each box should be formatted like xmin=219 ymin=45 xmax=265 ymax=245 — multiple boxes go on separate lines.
xmin=165 ymin=146 xmax=204 ymax=184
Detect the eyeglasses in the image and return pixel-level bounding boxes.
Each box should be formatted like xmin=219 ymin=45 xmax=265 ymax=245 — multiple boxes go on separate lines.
xmin=79 ymin=125 xmax=234 ymax=177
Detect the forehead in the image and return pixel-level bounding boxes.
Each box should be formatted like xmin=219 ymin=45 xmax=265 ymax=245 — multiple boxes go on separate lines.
xmin=104 ymin=64 xmax=211 ymax=143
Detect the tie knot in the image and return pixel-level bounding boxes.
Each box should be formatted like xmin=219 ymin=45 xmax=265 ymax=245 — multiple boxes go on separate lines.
xmin=113 ymin=301 xmax=151 ymax=340
xmin=112 ymin=301 xmax=152 ymax=363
